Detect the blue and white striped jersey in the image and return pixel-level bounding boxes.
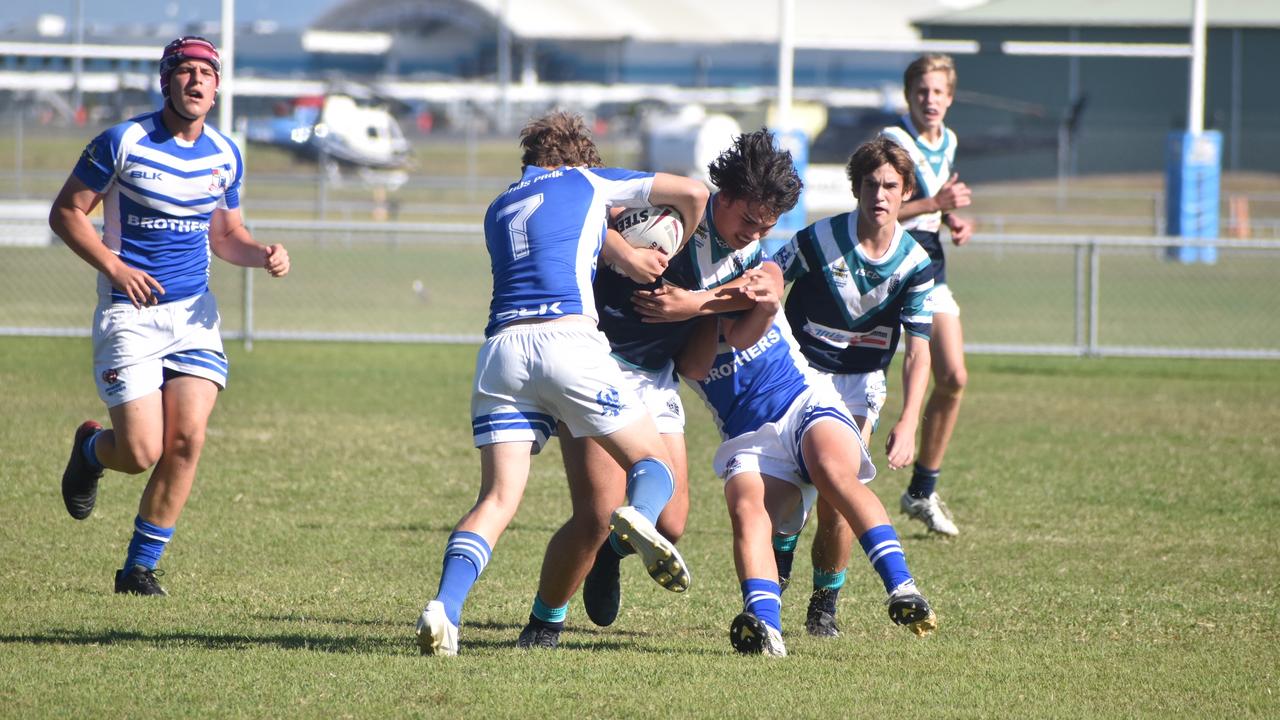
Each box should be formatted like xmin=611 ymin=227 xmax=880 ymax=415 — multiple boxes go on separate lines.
xmin=594 ymin=193 xmax=766 ymax=371
xmin=772 ymin=211 xmax=935 ymax=374
xmin=483 ymin=165 xmax=653 ymax=337
xmin=685 ymin=311 xmax=817 ymax=441
xmin=881 ymin=115 xmax=957 ymax=235
xmin=73 ymin=110 xmax=243 ymax=305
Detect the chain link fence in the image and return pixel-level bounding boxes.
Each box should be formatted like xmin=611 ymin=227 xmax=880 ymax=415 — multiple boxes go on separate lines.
xmin=3 ymin=211 xmax=1278 ymax=359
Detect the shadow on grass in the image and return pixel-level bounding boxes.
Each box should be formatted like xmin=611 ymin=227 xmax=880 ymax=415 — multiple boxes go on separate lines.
xmin=0 ymin=628 xmax=401 ymax=655
xmin=0 ymin=622 xmax=709 ymax=656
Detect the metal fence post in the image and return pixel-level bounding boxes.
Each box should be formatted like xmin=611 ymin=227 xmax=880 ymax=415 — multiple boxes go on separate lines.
xmin=1074 ymin=242 xmax=1086 ymax=351
xmin=1087 ymin=239 xmax=1100 ymax=356
xmin=242 ymin=265 xmax=255 ymax=352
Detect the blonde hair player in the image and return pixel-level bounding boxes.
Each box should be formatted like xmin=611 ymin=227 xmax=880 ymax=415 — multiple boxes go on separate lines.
xmin=880 ymin=53 xmax=970 ymax=536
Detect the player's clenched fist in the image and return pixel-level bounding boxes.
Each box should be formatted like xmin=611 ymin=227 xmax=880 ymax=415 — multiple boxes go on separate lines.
xmin=264 ymin=244 xmax=290 ymax=277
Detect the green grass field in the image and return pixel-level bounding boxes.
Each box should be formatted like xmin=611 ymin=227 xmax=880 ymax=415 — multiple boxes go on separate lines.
xmin=1 ymin=337 xmax=1277 ymax=718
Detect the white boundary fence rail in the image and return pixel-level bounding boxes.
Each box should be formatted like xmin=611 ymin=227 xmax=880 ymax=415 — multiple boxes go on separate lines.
xmin=2 ymin=214 xmax=1278 ymax=360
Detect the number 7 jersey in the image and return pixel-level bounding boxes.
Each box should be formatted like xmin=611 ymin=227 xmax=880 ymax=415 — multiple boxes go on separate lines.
xmin=482 ymin=165 xmax=654 ymax=337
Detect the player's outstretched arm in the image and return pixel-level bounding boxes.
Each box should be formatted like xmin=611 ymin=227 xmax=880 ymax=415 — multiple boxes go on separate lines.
xmin=633 ymin=260 xmax=779 ymax=324
xmin=49 ymin=174 xmax=165 ymax=307
xmin=884 ymin=333 xmax=931 ymax=470
xmin=647 ymin=173 xmax=709 ymax=246
xmin=209 ymin=208 xmax=290 ymax=277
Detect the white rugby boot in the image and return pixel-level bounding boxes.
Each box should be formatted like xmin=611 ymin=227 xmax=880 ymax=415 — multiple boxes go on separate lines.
xmin=416 ymin=600 xmax=459 ymax=656
xmin=900 ymin=491 xmax=960 ymax=536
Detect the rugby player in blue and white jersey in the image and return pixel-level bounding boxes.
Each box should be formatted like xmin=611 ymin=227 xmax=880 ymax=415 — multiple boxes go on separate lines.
xmin=880 ymin=53 xmax=972 ymax=536
xmin=50 ymin=37 xmax=290 ymax=597
xmin=769 ymin=137 xmax=937 ymax=638
xmin=514 ymin=131 xmax=801 ymax=649
xmin=677 ymin=264 xmax=937 ymax=657
xmin=415 ymin=111 xmax=709 ymax=656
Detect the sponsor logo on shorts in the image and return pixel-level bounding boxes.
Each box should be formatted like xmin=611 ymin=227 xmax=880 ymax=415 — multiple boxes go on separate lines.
xmin=724 ymin=456 xmax=743 ymax=477
xmin=101 ymin=368 xmax=118 ymax=384
xmin=666 ymin=397 xmax=682 ymax=417
xmin=597 ymin=387 xmax=622 ymax=417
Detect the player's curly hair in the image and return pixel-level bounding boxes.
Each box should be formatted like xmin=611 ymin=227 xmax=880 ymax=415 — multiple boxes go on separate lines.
xmin=519 ymin=111 xmax=604 ymax=169
xmin=845 ymin=136 xmax=917 ymax=198
xmin=706 ymin=129 xmax=803 ymax=217
xmin=904 ymin=53 xmax=957 ymax=94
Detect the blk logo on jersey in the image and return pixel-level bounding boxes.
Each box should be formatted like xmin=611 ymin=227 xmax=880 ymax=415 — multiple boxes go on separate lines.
xmin=597 ymin=387 xmax=623 ymax=417
xmin=493 ymin=302 xmax=564 ymax=323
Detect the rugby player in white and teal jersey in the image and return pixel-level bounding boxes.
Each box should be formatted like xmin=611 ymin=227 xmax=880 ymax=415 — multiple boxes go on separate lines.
xmin=414 ymin=111 xmax=710 ymax=656
xmin=51 ymin=36 xmax=290 ymax=597
xmin=880 ymin=53 xmax=973 ymax=537
xmin=677 ymin=260 xmax=937 ymax=657
xmin=514 ymin=131 xmax=802 ymax=650
xmin=769 ymin=137 xmax=938 ymax=638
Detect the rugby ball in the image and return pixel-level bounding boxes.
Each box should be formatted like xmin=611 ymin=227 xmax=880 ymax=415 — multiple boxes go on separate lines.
xmin=615 ymin=205 xmax=684 ymax=256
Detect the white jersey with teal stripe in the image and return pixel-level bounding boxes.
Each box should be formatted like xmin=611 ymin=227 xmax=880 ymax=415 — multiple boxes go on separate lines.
xmin=881 ymin=115 xmax=956 ymax=234
xmin=73 ymin=110 xmax=243 ymax=306
xmin=772 ymin=211 xmax=935 ymax=374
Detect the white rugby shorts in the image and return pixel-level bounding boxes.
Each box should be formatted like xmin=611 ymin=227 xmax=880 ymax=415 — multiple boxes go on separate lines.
xmin=824 ymin=368 xmax=888 ymax=432
xmin=92 ymin=291 xmax=227 ymax=407
xmin=471 ymin=320 xmax=647 ymax=453
xmin=615 ymin=359 xmax=684 ymax=435
xmin=924 ymin=282 xmax=960 ymax=317
xmin=713 ymin=382 xmax=875 ymax=535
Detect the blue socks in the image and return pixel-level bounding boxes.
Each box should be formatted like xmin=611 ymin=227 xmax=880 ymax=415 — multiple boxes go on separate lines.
xmin=908 ymin=464 xmax=940 ymax=499
xmin=82 ymin=429 xmax=104 ymax=472
xmin=625 ymin=457 xmax=674 ymax=523
xmin=608 ymin=457 xmax=675 ymax=558
xmin=435 ymin=531 xmax=491 ymax=626
xmin=859 ymin=525 xmax=913 ymax=593
xmin=742 ymin=578 xmax=783 ymax=632
xmin=123 ymin=516 xmax=174 ymax=571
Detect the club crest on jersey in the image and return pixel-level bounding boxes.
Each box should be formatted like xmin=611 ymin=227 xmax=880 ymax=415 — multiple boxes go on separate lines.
xmin=597 ymin=387 xmax=622 ymax=417
xmin=208 ymin=167 xmax=228 ymax=192
xmin=887 ymin=277 xmax=901 ymax=295
xmin=831 ymin=259 xmax=851 ymax=285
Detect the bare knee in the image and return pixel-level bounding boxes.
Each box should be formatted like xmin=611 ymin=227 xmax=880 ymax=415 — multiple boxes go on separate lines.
xmin=934 ymin=365 xmax=968 ymax=397
xmin=115 ymin=436 xmax=163 ymax=474
xmin=165 ymin=426 xmax=207 ymax=463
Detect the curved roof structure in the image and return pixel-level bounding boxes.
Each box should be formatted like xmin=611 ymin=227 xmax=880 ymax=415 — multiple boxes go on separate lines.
xmin=314 ymin=0 xmax=983 ymax=46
